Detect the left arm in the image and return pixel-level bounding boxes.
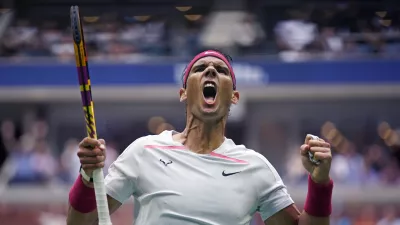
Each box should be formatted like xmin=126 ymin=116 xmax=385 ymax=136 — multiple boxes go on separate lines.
xmin=261 ymin=135 xmax=333 ymax=225
xmin=265 ymin=204 xmax=329 ymax=225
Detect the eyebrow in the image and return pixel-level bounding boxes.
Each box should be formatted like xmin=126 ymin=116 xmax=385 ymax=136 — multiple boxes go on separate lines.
xmin=191 ymin=60 xmax=229 ymax=72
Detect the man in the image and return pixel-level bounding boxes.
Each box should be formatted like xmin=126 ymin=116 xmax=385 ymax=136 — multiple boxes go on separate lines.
xmin=67 ymin=50 xmax=333 ymax=225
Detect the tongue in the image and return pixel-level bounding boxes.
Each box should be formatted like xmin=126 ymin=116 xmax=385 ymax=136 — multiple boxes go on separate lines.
xmin=205 ymin=97 xmax=215 ymax=104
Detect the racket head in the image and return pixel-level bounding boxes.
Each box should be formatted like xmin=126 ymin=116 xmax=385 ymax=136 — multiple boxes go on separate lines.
xmin=70 ymin=5 xmax=97 ymax=139
xmin=70 ymin=6 xmax=111 ymax=225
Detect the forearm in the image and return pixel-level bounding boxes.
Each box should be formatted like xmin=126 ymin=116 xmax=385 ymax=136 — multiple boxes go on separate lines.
xmin=298 ymin=211 xmax=329 ymax=225
xmin=67 ymin=205 xmax=98 ymax=225
xmin=66 ymin=176 xmax=121 ymax=225
xmin=299 ymin=175 xmax=333 ymax=225
xmin=66 ymin=176 xmax=98 ymax=225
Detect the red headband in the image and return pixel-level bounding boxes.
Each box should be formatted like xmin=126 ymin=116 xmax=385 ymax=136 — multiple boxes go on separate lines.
xmin=182 ymin=50 xmax=236 ymax=90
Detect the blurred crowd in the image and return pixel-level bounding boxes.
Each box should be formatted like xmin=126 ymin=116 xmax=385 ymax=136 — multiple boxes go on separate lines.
xmin=1 ymin=116 xmax=399 ymax=186
xmin=0 ymin=117 xmax=118 ymax=185
xmin=283 ymin=141 xmax=400 ymax=186
xmin=1 ymin=4 xmax=400 ymax=61
xmin=0 ymin=114 xmax=400 ymax=224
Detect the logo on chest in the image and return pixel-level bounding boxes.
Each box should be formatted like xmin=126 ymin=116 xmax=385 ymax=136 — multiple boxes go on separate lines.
xmin=222 ymin=170 xmax=242 ymax=176
xmin=160 ymin=159 xmax=173 ymax=166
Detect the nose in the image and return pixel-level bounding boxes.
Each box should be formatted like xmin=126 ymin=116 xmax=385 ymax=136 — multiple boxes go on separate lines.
xmin=204 ymin=66 xmax=217 ymax=78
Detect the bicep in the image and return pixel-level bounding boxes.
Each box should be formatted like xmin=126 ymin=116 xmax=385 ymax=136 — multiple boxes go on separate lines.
xmin=264 ymin=204 xmax=300 ymax=225
xmin=108 ymin=195 xmax=123 ymax=214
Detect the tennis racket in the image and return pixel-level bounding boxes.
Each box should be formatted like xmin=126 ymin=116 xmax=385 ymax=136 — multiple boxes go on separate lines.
xmin=308 ymin=135 xmax=321 ymax=165
xmin=70 ymin=6 xmax=112 ymax=225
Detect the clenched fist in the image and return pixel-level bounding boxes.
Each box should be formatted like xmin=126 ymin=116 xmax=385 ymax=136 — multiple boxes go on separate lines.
xmin=77 ymin=137 xmax=107 ymax=177
xmin=300 ymin=134 xmax=332 ymax=184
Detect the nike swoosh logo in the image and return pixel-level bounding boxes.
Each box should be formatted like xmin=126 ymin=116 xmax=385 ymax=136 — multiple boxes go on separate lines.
xmin=222 ymin=170 xmax=241 ymax=176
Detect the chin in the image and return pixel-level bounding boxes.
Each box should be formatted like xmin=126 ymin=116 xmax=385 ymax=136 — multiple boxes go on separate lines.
xmin=199 ymin=108 xmax=225 ymax=122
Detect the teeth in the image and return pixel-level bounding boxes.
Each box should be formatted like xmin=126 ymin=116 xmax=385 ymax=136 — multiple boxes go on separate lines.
xmin=205 ymin=83 xmax=215 ymax=88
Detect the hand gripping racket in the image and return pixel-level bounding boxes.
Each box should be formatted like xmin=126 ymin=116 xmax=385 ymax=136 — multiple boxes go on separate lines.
xmin=308 ymin=134 xmax=321 ymax=165
xmin=70 ymin=6 xmax=112 ymax=225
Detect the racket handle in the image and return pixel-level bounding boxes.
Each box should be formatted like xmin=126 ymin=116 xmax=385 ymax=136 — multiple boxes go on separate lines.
xmin=92 ymin=168 xmax=112 ymax=225
xmin=308 ymin=135 xmax=321 ymax=165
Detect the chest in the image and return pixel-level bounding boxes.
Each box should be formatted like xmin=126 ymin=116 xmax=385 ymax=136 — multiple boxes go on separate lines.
xmin=136 ymin=148 xmax=258 ymax=219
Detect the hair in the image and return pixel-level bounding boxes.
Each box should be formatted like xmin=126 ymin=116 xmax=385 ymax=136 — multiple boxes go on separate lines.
xmin=181 ymin=49 xmax=233 ymax=86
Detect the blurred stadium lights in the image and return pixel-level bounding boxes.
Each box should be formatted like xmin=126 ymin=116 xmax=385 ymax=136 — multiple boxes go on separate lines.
xmin=184 ymin=14 xmax=202 ymax=21
xmin=379 ymin=19 xmax=392 ymax=27
xmin=133 ymin=15 xmax=151 ymax=21
xmin=378 ymin=121 xmax=400 ymax=147
xmin=0 ymin=8 xmax=11 ymax=13
xmin=156 ymin=122 xmax=175 ymax=134
xmin=147 ymin=116 xmax=166 ymax=134
xmin=321 ymin=121 xmax=348 ymax=149
xmin=375 ymin=11 xmax=387 ymax=17
xmin=83 ymin=16 xmax=99 ymax=23
xmin=176 ymin=6 xmax=192 ymax=12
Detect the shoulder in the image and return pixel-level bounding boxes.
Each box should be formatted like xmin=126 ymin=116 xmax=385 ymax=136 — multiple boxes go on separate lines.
xmin=229 ymin=143 xmax=281 ymax=180
xmin=122 ymin=131 xmax=172 ymax=155
xmin=226 ymin=141 xmax=272 ymax=166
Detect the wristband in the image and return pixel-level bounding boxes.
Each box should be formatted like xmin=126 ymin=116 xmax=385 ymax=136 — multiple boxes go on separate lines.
xmin=80 ymin=166 xmax=93 ymax=183
xmin=304 ymin=175 xmax=333 ymax=217
xmin=69 ymin=174 xmax=96 ymax=213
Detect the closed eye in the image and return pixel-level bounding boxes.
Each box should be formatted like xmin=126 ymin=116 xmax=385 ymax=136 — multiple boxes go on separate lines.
xmin=193 ymin=65 xmax=206 ymax=73
xmin=215 ymin=66 xmax=229 ymax=75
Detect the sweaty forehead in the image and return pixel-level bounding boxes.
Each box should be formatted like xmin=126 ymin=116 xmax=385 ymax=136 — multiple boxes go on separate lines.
xmin=192 ymin=56 xmax=228 ymax=68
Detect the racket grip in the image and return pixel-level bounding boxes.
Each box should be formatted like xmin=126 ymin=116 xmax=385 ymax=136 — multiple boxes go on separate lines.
xmin=308 ymin=135 xmax=321 ymax=165
xmin=92 ymin=168 xmax=112 ymax=225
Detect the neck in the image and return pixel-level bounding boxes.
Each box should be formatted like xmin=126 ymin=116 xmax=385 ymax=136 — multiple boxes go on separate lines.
xmin=179 ymin=113 xmax=226 ymax=154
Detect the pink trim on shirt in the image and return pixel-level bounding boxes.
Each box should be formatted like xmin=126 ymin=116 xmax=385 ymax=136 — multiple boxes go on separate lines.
xmin=209 ymin=152 xmax=248 ymax=164
xmin=144 ymin=145 xmax=248 ymax=164
xmin=144 ymin=145 xmax=187 ymax=150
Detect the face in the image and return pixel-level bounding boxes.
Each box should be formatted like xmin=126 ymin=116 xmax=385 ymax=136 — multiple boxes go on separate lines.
xmin=179 ymin=56 xmax=239 ymax=122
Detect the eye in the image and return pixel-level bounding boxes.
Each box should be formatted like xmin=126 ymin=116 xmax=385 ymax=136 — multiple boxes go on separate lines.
xmin=216 ymin=66 xmax=228 ymax=75
xmin=193 ymin=65 xmax=206 ymax=73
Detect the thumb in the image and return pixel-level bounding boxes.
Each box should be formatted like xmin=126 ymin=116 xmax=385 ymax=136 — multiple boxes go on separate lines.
xmin=300 ymin=144 xmax=309 ymax=156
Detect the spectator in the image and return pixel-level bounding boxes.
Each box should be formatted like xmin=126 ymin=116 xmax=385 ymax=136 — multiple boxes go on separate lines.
xmin=0 ymin=120 xmax=17 ymax=168
xmin=274 ymin=8 xmax=318 ymax=53
xmin=363 ymin=144 xmax=387 ymax=184
xmin=380 ymin=159 xmax=400 ymax=185
xmin=8 ymin=134 xmax=38 ymax=184
xmin=232 ymin=13 xmax=266 ymax=55
xmin=30 ymin=139 xmax=57 ymax=184
xmin=378 ymin=206 xmax=400 ymax=225
xmin=60 ymin=138 xmax=80 ymax=183
xmin=354 ymin=205 xmax=378 ymax=225
xmin=330 ymin=142 xmax=365 ymax=184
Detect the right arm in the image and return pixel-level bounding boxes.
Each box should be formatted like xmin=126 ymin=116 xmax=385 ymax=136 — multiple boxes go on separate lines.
xmin=66 ymin=137 xmax=142 ymax=225
xmin=66 ymin=180 xmax=122 ymax=225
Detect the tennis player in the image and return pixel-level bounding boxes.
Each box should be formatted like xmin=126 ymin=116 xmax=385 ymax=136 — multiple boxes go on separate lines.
xmin=67 ymin=50 xmax=333 ymax=225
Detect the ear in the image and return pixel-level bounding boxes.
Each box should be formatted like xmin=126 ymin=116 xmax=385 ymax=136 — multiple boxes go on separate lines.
xmin=179 ymin=88 xmax=187 ymax=102
xmin=231 ymin=90 xmax=239 ymax=105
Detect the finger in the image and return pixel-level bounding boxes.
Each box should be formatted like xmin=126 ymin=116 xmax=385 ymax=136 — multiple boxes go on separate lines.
xmin=300 ymin=144 xmax=310 ymax=155
xmin=77 ymin=147 xmax=103 ymax=157
xmin=308 ymin=140 xmax=330 ymax=148
xmin=80 ymin=155 xmax=105 ymax=164
xmin=305 ymin=134 xmax=314 ymax=144
xmin=98 ymin=139 xmax=106 ymax=146
xmin=313 ymin=152 xmax=332 ymax=161
xmin=79 ymin=137 xmax=101 ymax=148
xmin=82 ymin=163 xmax=104 ymax=170
xmin=309 ymin=146 xmax=331 ymax=153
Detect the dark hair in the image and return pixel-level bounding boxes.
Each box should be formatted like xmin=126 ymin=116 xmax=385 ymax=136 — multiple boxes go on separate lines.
xmin=181 ymin=49 xmax=233 ymax=86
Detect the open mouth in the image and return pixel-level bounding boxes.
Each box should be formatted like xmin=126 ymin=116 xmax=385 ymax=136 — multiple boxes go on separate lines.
xmin=202 ymin=81 xmax=217 ymax=105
